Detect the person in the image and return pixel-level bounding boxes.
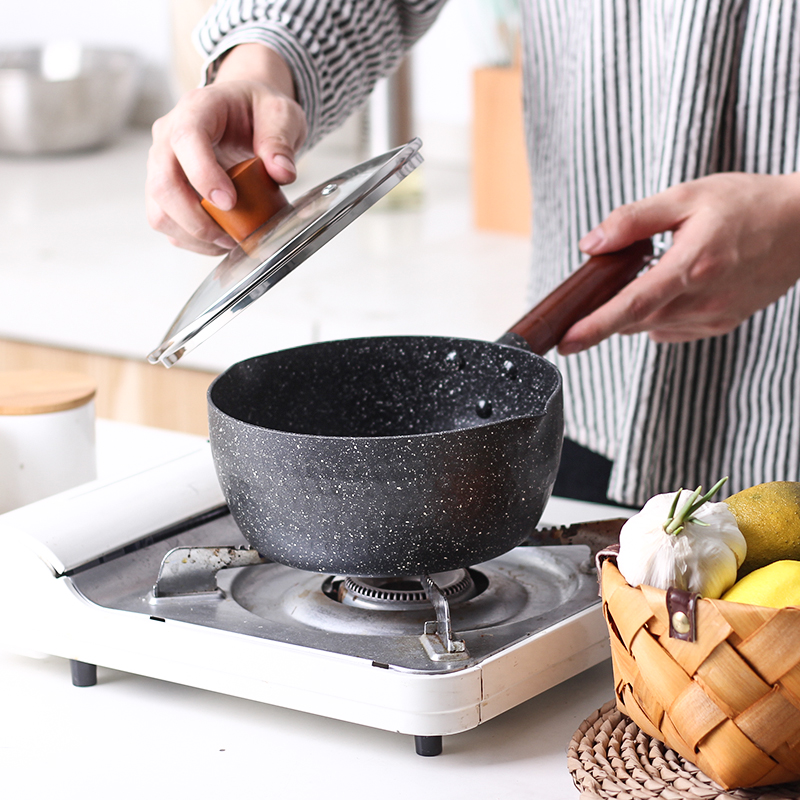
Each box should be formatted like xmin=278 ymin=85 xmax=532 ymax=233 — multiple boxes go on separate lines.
xmin=146 ymin=0 xmax=800 ymax=508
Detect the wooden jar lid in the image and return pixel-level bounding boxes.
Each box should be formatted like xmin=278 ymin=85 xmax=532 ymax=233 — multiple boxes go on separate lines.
xmin=0 ymin=370 xmax=97 ymax=415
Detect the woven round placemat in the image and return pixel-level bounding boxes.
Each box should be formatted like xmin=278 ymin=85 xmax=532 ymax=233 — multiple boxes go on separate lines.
xmin=568 ymin=701 xmax=800 ymax=800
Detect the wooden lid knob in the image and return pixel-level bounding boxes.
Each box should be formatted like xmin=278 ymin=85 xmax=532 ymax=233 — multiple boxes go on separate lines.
xmin=0 ymin=370 xmax=96 ymax=415
xmin=200 ymin=157 xmax=290 ymax=243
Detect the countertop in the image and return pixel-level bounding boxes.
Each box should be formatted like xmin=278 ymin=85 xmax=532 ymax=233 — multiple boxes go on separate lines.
xmin=0 ymin=420 xmax=620 ymax=800
xmin=0 ymin=131 xmax=531 ymax=373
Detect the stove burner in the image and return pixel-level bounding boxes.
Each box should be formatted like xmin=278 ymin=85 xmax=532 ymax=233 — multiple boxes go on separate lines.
xmin=71 ymin=510 xmax=604 ymax=676
xmin=335 ymin=569 xmax=480 ymax=611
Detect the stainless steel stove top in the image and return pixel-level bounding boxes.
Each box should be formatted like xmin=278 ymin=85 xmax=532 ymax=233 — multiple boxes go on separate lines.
xmin=0 ymin=447 xmax=626 ymax=752
xmin=68 ymin=506 xmax=601 ymax=673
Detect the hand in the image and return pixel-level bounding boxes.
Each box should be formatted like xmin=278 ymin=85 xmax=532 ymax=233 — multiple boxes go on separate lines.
xmin=145 ymin=44 xmax=307 ymax=255
xmin=558 ymin=172 xmax=800 ymax=354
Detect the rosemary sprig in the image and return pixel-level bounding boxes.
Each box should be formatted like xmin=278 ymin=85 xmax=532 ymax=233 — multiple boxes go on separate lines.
xmin=664 ymin=476 xmax=729 ymax=536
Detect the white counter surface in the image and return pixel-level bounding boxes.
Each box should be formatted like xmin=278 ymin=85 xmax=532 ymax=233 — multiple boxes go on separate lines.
xmin=0 ymin=132 xmax=531 ymax=373
xmin=0 ymin=420 xmax=620 ymax=800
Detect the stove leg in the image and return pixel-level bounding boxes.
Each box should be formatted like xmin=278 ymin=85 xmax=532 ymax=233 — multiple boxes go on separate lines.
xmin=70 ymin=660 xmax=97 ymax=687
xmin=414 ymin=735 xmax=442 ymax=756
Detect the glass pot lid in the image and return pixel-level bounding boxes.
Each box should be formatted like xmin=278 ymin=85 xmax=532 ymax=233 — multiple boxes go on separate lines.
xmin=148 ymin=138 xmax=423 ymax=368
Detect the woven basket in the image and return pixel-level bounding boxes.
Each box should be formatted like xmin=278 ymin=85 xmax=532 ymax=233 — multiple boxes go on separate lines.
xmin=600 ymin=558 xmax=800 ymax=790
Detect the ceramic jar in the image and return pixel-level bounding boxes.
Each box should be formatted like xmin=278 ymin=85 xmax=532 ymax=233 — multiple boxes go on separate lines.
xmin=0 ymin=370 xmax=97 ymax=513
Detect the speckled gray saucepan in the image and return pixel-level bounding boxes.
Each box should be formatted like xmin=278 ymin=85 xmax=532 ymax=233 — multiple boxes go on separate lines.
xmin=208 ymin=240 xmax=653 ymax=576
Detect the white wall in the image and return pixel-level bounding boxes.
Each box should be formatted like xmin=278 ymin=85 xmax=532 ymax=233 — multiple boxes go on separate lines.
xmin=2 ymin=0 xmax=171 ymax=63
xmin=411 ymin=1 xmax=478 ymax=165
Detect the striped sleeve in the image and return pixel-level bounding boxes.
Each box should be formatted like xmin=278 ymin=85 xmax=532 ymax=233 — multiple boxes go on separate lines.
xmin=193 ymin=0 xmax=446 ymax=149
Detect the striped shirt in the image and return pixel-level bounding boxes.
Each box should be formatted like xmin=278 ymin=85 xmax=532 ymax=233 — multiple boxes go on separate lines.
xmin=197 ymin=0 xmax=800 ymax=506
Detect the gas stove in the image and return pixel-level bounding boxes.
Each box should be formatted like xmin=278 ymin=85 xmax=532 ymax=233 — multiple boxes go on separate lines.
xmin=0 ymin=444 xmax=625 ymax=755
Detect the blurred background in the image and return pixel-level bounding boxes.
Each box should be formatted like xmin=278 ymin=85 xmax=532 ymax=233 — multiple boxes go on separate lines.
xmin=2 ymin=0 xmax=516 ymax=164
xmin=0 ymin=0 xmax=532 ymax=437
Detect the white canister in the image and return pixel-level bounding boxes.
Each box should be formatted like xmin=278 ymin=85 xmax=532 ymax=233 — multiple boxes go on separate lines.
xmin=0 ymin=370 xmax=97 ymax=513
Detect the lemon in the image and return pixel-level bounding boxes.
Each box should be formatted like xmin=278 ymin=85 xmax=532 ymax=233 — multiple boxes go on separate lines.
xmin=724 ymin=482 xmax=800 ymax=576
xmin=721 ymin=560 xmax=800 ymax=608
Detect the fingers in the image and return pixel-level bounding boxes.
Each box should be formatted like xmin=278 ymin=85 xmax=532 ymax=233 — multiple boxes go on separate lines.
xmin=562 ymin=182 xmax=715 ymax=352
xmin=146 ymin=72 xmax=310 ymax=254
xmin=252 ymin=93 xmax=307 ymax=185
xmin=146 ymin=92 xmax=240 ymax=252
xmin=145 ymin=147 xmax=236 ymax=253
xmin=579 ymin=185 xmax=691 ymax=255
xmin=161 ymin=88 xmax=240 ymax=207
xmin=557 ymin=241 xmax=701 ymax=354
xmin=269 ymin=151 xmax=298 ymax=183
xmin=145 ymin=193 xmax=232 ymax=255
xmin=218 ymin=43 xmax=305 ymax=188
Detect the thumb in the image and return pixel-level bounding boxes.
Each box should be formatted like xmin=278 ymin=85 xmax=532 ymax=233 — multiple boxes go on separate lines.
xmin=252 ymin=100 xmax=307 ymax=187
xmin=253 ymin=135 xmax=298 ymax=186
xmin=579 ymin=188 xmax=687 ymax=255
xmin=264 ymin=147 xmax=298 ymax=185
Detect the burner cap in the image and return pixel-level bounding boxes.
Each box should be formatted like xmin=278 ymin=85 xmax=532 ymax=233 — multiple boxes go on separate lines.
xmin=338 ymin=570 xmax=477 ymax=611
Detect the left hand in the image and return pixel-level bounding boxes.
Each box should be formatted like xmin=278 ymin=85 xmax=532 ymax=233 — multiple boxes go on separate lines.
xmin=557 ymin=172 xmax=800 ymax=354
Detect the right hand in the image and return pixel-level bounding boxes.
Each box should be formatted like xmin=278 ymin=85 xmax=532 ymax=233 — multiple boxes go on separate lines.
xmin=146 ymin=44 xmax=307 ymax=255
xmin=558 ymin=171 xmax=800 ymax=354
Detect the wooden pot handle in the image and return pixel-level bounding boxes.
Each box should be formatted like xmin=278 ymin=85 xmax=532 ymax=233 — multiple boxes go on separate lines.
xmin=200 ymin=158 xmax=290 ymax=243
xmin=507 ymin=239 xmax=655 ymax=355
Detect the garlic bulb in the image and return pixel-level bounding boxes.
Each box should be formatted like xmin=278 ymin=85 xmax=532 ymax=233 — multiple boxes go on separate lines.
xmin=617 ymin=480 xmax=746 ymax=598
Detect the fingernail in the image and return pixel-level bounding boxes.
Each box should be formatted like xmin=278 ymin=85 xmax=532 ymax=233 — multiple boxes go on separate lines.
xmin=273 ymin=154 xmax=296 ymax=177
xmin=579 ymin=227 xmax=605 ymax=253
xmin=558 ymin=339 xmax=584 ymax=356
xmin=209 ymin=189 xmax=234 ymax=211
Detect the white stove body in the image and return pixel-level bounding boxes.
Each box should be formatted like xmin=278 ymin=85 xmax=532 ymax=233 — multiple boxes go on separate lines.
xmin=0 ymin=444 xmax=613 ymax=740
